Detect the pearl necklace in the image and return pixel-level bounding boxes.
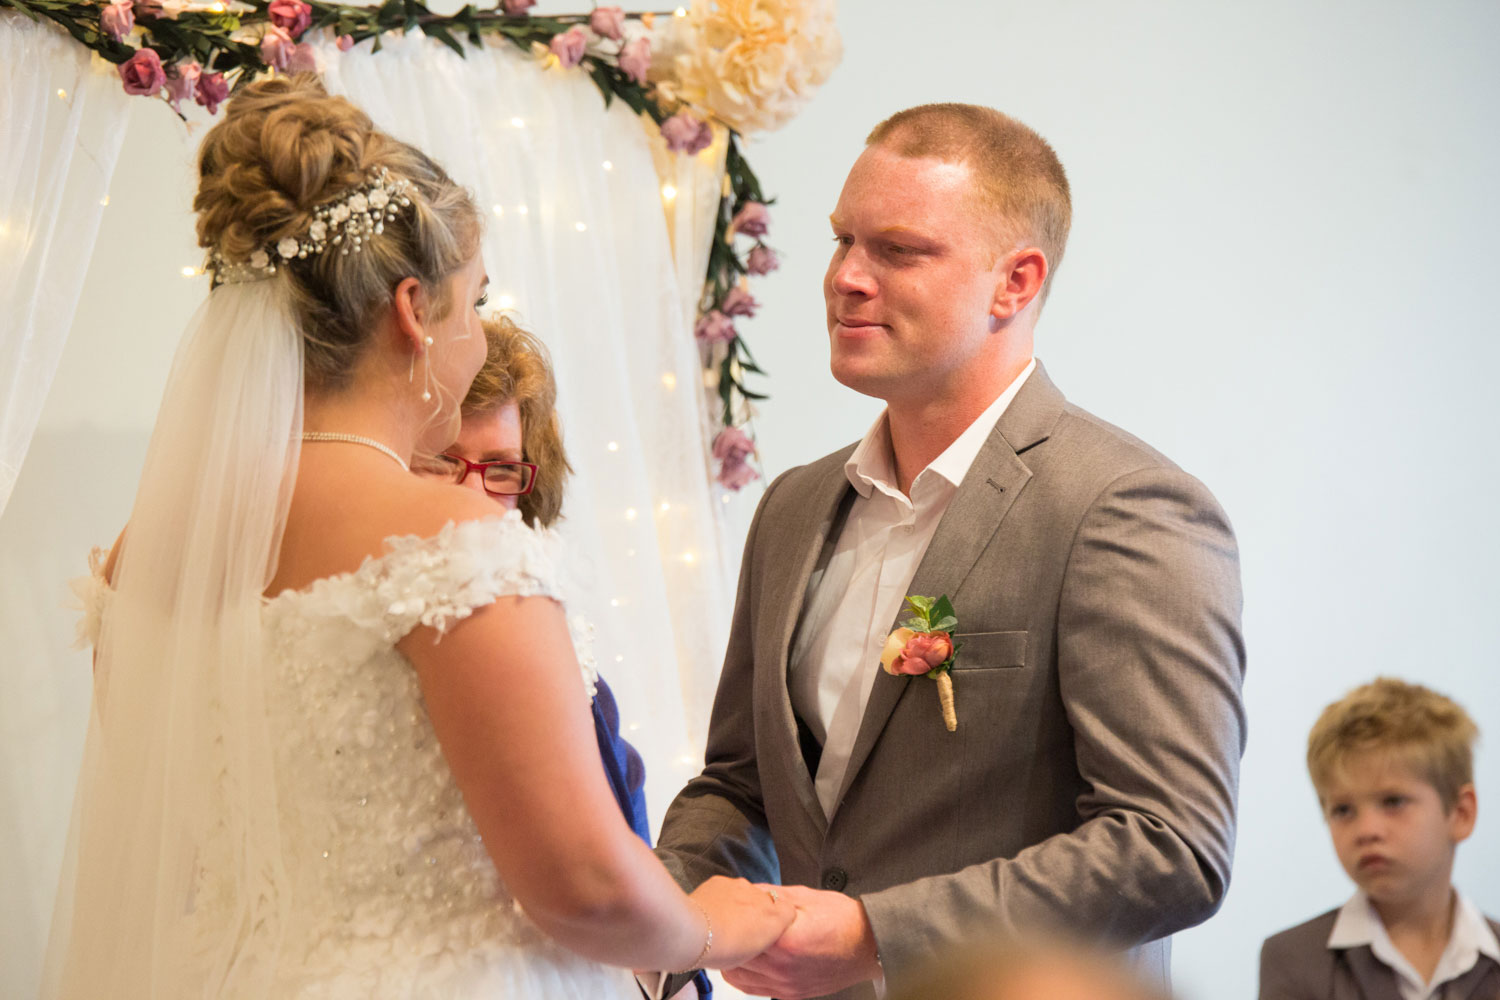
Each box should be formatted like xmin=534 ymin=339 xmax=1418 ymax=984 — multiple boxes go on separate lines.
xmin=300 ymin=431 xmax=408 ymax=472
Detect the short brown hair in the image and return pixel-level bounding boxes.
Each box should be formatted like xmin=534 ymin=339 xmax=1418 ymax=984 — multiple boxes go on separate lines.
xmin=1307 ymin=677 xmax=1479 ymax=809
xmin=462 ymin=316 xmax=572 ymax=528
xmin=866 ymin=103 xmax=1071 ymax=303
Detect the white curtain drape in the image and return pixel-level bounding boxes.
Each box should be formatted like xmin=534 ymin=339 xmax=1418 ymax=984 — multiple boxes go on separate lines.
xmin=0 ymin=14 xmax=130 ymax=514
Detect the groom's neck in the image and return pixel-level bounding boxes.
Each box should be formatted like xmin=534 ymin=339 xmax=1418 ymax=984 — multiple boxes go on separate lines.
xmin=884 ymin=354 xmax=1031 ymax=496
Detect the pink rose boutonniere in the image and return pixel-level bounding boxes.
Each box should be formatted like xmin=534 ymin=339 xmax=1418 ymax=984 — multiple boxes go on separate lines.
xmin=879 ymin=594 xmax=961 ymax=732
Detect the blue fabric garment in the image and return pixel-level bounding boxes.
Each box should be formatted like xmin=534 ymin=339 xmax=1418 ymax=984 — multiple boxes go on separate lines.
xmin=592 ymin=676 xmax=712 ymax=1000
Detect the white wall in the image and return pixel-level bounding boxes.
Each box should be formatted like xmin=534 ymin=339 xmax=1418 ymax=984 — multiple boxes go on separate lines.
xmin=733 ymin=2 xmax=1500 ymax=997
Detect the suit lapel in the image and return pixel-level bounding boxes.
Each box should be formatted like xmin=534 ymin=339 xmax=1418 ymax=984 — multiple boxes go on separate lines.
xmin=832 ymin=365 xmax=1066 ymax=807
xmin=758 ymin=452 xmax=854 ymax=837
xmin=1343 ymin=947 xmax=1404 ymax=1000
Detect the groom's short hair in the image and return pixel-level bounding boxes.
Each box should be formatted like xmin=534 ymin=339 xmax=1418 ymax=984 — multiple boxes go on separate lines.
xmin=867 ymin=103 xmax=1071 ymax=302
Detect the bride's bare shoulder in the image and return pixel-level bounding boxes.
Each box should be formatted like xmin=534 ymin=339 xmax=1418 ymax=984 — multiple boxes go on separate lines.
xmin=274 ymin=471 xmax=504 ymax=595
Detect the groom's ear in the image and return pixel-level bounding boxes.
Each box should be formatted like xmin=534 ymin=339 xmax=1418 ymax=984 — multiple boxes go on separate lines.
xmin=391 ymin=276 xmax=430 ymax=353
xmin=990 ymin=247 xmax=1048 ymax=322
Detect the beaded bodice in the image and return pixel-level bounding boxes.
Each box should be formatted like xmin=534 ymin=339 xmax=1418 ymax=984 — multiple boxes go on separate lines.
xmin=75 ymin=514 xmax=620 ymax=991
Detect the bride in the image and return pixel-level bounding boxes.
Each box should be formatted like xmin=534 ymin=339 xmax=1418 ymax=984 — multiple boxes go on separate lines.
xmin=43 ymin=75 xmax=791 ymax=998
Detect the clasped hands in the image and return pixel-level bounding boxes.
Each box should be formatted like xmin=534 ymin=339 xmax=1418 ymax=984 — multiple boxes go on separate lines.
xmin=688 ymin=878 xmax=882 ymax=999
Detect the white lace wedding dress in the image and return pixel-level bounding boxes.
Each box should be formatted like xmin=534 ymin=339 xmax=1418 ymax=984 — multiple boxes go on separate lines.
xmin=73 ymin=512 xmax=641 ymax=998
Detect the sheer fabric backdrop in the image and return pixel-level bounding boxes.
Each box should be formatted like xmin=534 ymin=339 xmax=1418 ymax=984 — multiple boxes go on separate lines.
xmin=0 ymin=15 xmax=129 ymax=513
xmin=1 ymin=30 xmax=760 ymax=996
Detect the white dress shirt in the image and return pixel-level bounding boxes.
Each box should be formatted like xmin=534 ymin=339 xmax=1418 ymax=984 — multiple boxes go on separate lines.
xmin=788 ymin=360 xmax=1035 ymax=820
xmin=1327 ymin=889 xmax=1500 ymax=1000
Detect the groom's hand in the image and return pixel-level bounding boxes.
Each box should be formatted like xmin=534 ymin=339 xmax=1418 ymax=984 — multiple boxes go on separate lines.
xmin=721 ymin=884 xmax=881 ymax=999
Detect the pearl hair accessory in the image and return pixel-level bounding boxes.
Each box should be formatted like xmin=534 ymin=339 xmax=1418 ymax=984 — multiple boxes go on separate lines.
xmin=206 ymin=167 xmax=415 ymax=284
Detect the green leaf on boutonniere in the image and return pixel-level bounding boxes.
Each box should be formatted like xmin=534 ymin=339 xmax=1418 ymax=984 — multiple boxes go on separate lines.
xmin=930 ymin=615 xmax=958 ymax=633
xmin=931 ymin=595 xmax=956 ymax=623
xmin=905 ymin=595 xmax=935 ymax=619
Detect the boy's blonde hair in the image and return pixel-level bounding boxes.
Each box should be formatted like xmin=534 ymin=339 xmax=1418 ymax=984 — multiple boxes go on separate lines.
xmin=1307 ymin=677 xmax=1479 ymax=809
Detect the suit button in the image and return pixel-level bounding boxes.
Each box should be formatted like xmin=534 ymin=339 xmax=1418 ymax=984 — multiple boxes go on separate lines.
xmin=821 ymin=867 xmax=848 ymax=892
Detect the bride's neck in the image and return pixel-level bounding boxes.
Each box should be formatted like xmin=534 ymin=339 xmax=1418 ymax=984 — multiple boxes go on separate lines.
xmin=303 ymin=381 xmax=421 ymax=461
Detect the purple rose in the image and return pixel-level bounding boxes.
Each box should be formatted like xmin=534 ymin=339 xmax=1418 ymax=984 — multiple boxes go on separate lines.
xmin=746 ymin=245 xmax=780 ymax=276
xmin=694 ymin=310 xmax=737 ymax=345
xmin=720 ymin=286 xmax=759 ymax=318
xmin=731 ymin=201 xmax=770 ymax=239
xmin=100 ymin=0 xmax=134 ymax=42
xmin=549 ymin=26 xmax=587 ymax=69
xmin=589 ymin=6 xmax=626 ymax=41
xmin=660 ymin=111 xmax=713 ymax=156
xmin=260 ymin=24 xmax=294 ymax=70
xmin=618 ymin=36 xmax=651 ymax=85
xmin=712 ymin=427 xmax=759 ymax=491
xmin=164 ymin=59 xmax=200 ymax=111
xmin=500 ymin=0 xmax=535 ymax=14
xmin=195 ymin=71 xmax=229 ymax=115
xmin=118 ymin=48 xmax=165 ymax=96
xmin=267 ymin=0 xmax=312 ymax=39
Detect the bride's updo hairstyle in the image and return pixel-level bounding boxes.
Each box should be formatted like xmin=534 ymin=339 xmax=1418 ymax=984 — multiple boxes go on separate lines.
xmin=194 ymin=74 xmax=480 ymax=390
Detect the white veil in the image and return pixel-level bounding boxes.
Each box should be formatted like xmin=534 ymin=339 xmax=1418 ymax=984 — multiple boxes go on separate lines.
xmin=41 ymin=278 xmax=304 ymax=998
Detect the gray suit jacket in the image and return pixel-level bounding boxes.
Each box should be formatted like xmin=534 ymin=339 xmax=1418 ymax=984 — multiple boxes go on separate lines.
xmin=656 ymin=363 xmax=1247 ymax=998
xmin=1259 ymin=908 xmax=1500 ymax=999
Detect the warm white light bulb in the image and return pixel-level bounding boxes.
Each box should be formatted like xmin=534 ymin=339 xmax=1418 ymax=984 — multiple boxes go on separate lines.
xmin=661 ymin=372 xmax=677 ymax=389
xmin=624 ymin=507 xmax=638 ymax=520
xmin=659 ymin=501 xmax=671 ymax=513
xmin=510 ymin=116 xmax=525 ymax=128
xmin=492 ymin=204 xmax=504 ymax=217
xmin=180 ymin=266 xmax=198 ymax=277
xmin=602 ymin=160 xmax=614 ymax=171
xmin=661 ymin=184 xmax=677 ymax=201
xmin=574 ymin=221 xmax=587 ymax=232
xmin=517 ymin=204 xmax=529 ymax=216
xmin=607 ymin=441 xmax=619 ymax=452
xmin=496 ymin=294 xmax=515 ymax=309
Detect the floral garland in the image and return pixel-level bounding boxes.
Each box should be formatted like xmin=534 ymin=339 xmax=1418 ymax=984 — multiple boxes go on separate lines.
xmin=2 ymin=0 xmax=840 ymax=490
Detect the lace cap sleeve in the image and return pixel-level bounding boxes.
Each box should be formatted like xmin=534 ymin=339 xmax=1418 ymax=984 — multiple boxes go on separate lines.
xmin=68 ymin=547 xmax=112 ymax=649
xmin=291 ymin=512 xmax=570 ymax=648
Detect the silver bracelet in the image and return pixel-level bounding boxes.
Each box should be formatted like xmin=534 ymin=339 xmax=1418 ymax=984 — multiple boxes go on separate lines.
xmin=673 ymin=903 xmax=713 ymax=973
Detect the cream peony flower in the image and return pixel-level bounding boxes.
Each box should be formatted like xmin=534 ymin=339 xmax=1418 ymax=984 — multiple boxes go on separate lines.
xmin=665 ymin=0 xmax=841 ymax=136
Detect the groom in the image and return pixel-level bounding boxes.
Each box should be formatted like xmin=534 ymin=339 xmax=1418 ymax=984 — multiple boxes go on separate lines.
xmin=655 ymin=103 xmax=1247 ymax=1000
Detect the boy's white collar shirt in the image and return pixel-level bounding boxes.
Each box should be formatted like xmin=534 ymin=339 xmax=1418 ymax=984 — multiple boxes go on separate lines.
xmin=1327 ymin=889 xmax=1500 ymax=1000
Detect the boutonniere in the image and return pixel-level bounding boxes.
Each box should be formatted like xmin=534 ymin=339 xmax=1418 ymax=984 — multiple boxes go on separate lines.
xmin=880 ymin=594 xmax=962 ymax=732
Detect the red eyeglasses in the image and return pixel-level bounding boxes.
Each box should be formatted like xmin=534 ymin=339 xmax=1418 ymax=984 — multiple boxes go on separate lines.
xmin=412 ymin=454 xmax=538 ymax=497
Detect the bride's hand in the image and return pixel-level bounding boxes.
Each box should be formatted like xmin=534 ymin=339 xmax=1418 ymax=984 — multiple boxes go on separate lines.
xmin=688 ymin=875 xmax=796 ymax=970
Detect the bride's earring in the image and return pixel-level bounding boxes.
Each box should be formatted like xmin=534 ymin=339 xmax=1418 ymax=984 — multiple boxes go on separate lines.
xmin=421 ymin=336 xmax=434 ymax=403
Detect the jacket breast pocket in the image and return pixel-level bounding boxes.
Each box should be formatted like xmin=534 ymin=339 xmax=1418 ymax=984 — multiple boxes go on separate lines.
xmin=950 ymin=630 xmax=1027 ymax=670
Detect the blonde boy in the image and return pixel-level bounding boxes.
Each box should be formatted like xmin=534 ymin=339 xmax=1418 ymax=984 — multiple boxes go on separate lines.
xmin=1259 ymin=678 xmax=1498 ymax=999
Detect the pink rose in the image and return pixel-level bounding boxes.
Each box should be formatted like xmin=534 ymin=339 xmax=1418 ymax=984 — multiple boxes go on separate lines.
xmin=260 ymin=25 xmax=294 ymax=70
xmin=746 ymin=245 xmax=780 ymax=276
xmin=660 ymin=110 xmax=713 ymax=155
xmin=720 ymin=286 xmax=758 ymax=319
xmin=731 ymin=201 xmax=770 ymax=239
xmin=693 ymin=310 xmax=737 ymax=345
xmin=885 ymin=631 xmax=953 ymax=676
xmin=195 ymin=71 xmax=229 ymax=115
xmin=618 ymin=36 xmax=651 ymax=85
xmin=712 ymin=427 xmax=759 ymax=491
xmin=101 ymin=0 xmax=134 ymax=41
xmin=548 ymin=26 xmax=587 ymax=69
xmin=286 ymin=42 xmax=317 ymax=73
xmin=337 ymin=34 xmax=355 ymax=51
xmin=164 ymin=60 xmax=200 ymax=111
xmin=500 ymin=0 xmax=535 ymax=14
xmin=268 ymin=0 xmax=312 ymax=38
xmin=589 ymin=6 xmax=625 ymax=41
xmin=118 ymin=48 xmax=165 ymax=96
